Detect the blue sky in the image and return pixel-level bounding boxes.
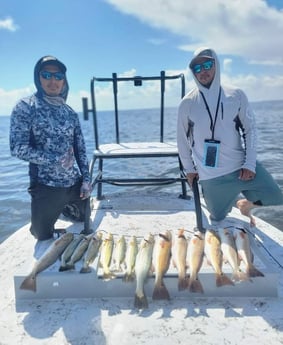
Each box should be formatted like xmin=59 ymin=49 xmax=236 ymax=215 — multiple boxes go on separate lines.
xmin=0 ymin=0 xmax=283 ymax=115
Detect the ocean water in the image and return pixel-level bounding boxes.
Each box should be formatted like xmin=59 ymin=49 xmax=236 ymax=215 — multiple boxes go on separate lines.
xmin=1 ymin=100 xmax=283 ymax=243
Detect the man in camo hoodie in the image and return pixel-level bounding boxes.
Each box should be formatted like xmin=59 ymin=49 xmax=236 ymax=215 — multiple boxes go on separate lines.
xmin=10 ymin=55 xmax=91 ymax=240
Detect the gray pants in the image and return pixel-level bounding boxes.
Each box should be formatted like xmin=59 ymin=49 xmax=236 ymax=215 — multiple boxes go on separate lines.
xmin=200 ymin=161 xmax=283 ymax=221
xmin=28 ymin=181 xmax=88 ymax=240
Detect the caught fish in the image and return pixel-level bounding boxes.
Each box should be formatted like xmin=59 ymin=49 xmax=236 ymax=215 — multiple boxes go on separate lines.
xmin=59 ymin=234 xmax=85 ymax=271
xmin=218 ymin=227 xmax=249 ymax=282
xmin=152 ymin=230 xmax=172 ymax=300
xmin=20 ymin=232 xmax=74 ymax=292
xmin=205 ymin=229 xmax=234 ymax=287
xmin=188 ymin=230 xmax=205 ymax=293
xmin=99 ymin=232 xmax=115 ymax=280
xmin=134 ymin=233 xmax=155 ymax=309
xmin=80 ymin=232 xmax=103 ymax=273
xmin=65 ymin=234 xmax=92 ymax=270
xmin=173 ymin=229 xmax=189 ymax=291
xmin=233 ymin=227 xmax=264 ymax=278
xmin=112 ymin=235 xmax=126 ymax=272
xmin=123 ymin=235 xmax=138 ymax=282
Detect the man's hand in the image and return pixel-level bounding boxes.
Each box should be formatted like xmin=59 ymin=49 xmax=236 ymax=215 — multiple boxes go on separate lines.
xmin=239 ymin=168 xmax=256 ymax=181
xmin=80 ymin=182 xmax=92 ymax=200
xmin=186 ymin=172 xmax=199 ymax=188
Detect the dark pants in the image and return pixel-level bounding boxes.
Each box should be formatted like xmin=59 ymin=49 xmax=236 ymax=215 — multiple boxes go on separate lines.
xmin=28 ymin=181 xmax=88 ymax=240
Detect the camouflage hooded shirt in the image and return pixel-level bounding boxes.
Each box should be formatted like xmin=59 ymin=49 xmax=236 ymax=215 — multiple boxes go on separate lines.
xmin=9 ymin=56 xmax=90 ymax=188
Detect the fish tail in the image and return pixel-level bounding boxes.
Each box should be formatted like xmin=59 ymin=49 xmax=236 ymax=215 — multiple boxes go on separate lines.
xmin=122 ymin=272 xmax=135 ymax=283
xmin=134 ymin=293 xmax=148 ymax=309
xmin=152 ymin=281 xmax=170 ymax=300
xmin=103 ymin=272 xmax=115 ymax=280
xmin=80 ymin=267 xmax=92 ymax=274
xmin=247 ymin=265 xmax=264 ymax=278
xmin=178 ymin=276 xmax=189 ymax=291
xmin=232 ymin=270 xmax=249 ymax=282
xmin=59 ymin=265 xmax=71 ymax=272
xmin=20 ymin=274 xmax=36 ymax=292
xmin=188 ymin=277 xmax=204 ymax=294
xmin=61 ymin=264 xmax=75 ymax=271
xmin=216 ymin=273 xmax=235 ymax=287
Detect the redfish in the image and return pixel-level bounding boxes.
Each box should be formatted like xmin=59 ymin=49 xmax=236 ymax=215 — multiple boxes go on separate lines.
xmin=205 ymin=229 xmax=234 ymax=287
xmin=20 ymin=232 xmax=74 ymax=292
xmin=188 ymin=230 xmax=205 ymax=293
xmin=152 ymin=230 xmax=172 ymax=300
xmin=173 ymin=229 xmax=189 ymax=291
xmin=218 ymin=227 xmax=248 ymax=282
xmin=233 ymin=228 xmax=264 ymax=278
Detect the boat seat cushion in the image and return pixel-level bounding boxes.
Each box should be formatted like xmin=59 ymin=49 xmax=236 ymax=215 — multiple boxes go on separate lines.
xmin=94 ymin=141 xmax=178 ymax=157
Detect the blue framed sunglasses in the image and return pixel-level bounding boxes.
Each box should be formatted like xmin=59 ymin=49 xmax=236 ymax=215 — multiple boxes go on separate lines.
xmin=40 ymin=70 xmax=65 ymax=81
xmin=192 ymin=60 xmax=214 ymax=74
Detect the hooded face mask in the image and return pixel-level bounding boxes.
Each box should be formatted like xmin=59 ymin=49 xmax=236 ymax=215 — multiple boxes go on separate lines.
xmin=189 ymin=47 xmax=220 ymax=92
xmin=34 ymin=55 xmax=69 ymax=101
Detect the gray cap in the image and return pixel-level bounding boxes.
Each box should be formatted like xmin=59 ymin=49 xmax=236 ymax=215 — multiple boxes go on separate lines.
xmin=189 ymin=49 xmax=214 ymax=68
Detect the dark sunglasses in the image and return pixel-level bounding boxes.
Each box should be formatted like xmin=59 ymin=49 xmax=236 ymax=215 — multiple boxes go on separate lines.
xmin=40 ymin=70 xmax=65 ymax=81
xmin=192 ymin=60 xmax=214 ymax=74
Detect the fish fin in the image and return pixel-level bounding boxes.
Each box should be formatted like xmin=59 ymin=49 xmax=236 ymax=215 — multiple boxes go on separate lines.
xmin=152 ymin=281 xmax=170 ymax=300
xmin=247 ymin=265 xmax=264 ymax=278
xmin=134 ymin=293 xmax=148 ymax=309
xmin=216 ymin=273 xmax=235 ymax=287
xmin=20 ymin=274 xmax=36 ymax=292
xmin=80 ymin=267 xmax=92 ymax=274
xmin=178 ymin=276 xmax=189 ymax=291
xmin=188 ymin=277 xmax=204 ymax=294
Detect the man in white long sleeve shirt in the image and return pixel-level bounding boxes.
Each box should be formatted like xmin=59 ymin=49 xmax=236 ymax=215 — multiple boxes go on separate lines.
xmin=177 ymin=47 xmax=283 ymax=226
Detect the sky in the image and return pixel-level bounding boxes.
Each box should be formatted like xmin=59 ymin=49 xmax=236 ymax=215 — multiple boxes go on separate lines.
xmin=0 ymin=0 xmax=283 ymax=115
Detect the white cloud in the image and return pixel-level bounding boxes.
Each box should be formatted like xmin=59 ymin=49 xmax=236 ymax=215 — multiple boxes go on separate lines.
xmin=104 ymin=0 xmax=283 ymax=65
xmin=2 ymin=69 xmax=283 ymax=116
xmin=0 ymin=86 xmax=34 ymax=115
xmin=223 ymin=59 xmax=233 ymax=73
xmin=0 ymin=17 xmax=19 ymax=32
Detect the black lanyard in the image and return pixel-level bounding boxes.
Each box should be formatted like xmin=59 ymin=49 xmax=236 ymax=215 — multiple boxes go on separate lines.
xmin=200 ymin=87 xmax=221 ymax=140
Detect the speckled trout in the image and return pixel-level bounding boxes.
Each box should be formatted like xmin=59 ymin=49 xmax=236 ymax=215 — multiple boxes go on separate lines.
xmin=80 ymin=231 xmax=103 ymax=273
xmin=112 ymin=235 xmax=126 ymax=272
xmin=134 ymin=233 xmax=155 ymax=309
xmin=59 ymin=234 xmax=85 ymax=271
xmin=123 ymin=235 xmax=138 ymax=282
xmin=99 ymin=232 xmax=115 ymax=280
xmin=65 ymin=234 xmax=92 ymax=270
xmin=20 ymin=232 xmax=74 ymax=292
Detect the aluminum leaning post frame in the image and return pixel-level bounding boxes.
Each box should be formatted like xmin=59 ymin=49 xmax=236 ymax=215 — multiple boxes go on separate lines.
xmin=82 ymin=70 xmax=188 ymax=200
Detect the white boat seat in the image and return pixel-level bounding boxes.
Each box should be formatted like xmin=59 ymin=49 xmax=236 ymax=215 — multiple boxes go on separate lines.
xmin=94 ymin=142 xmax=178 ymax=157
xmin=82 ymin=71 xmax=188 ymax=199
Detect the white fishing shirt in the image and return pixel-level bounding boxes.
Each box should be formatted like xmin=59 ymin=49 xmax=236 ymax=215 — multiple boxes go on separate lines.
xmin=177 ymin=48 xmax=257 ymax=181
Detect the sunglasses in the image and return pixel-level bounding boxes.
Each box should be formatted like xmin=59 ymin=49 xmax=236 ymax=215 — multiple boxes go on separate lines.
xmin=40 ymin=70 xmax=65 ymax=81
xmin=192 ymin=60 xmax=214 ymax=74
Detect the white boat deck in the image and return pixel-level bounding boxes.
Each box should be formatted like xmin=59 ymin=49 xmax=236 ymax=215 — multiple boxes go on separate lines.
xmin=1 ymin=191 xmax=283 ymax=345
xmin=14 ymin=192 xmax=278 ymax=300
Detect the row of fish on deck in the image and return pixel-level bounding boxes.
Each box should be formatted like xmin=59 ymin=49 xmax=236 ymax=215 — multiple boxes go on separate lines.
xmin=20 ymin=226 xmax=264 ymax=309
